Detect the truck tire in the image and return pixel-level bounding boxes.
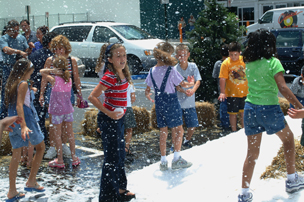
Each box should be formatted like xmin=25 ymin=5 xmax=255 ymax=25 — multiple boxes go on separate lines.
xmin=128 ymin=56 xmax=142 ymax=75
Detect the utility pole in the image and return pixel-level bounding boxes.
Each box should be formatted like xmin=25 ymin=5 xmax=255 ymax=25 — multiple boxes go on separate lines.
xmin=160 ymin=0 xmax=169 ymax=41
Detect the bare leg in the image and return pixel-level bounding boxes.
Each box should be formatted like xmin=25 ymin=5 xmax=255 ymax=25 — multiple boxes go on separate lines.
xmin=242 ymin=133 xmax=262 ymax=188
xmin=53 ymin=123 xmax=63 ymax=163
xmin=173 ymin=125 xmax=184 ymax=152
xmin=159 ymin=127 xmax=168 ymax=156
xmin=61 ymin=123 xmax=68 ymax=144
xmin=240 ymin=112 xmax=244 ymax=128
xmin=63 ymin=121 xmax=77 ymax=161
xmin=26 ymin=141 xmax=45 ymax=188
xmin=229 ymin=114 xmax=237 ymax=132
xmin=27 ymin=142 xmax=34 ymax=167
xmin=7 ymin=148 xmax=22 ymax=199
xmin=276 ymin=124 xmax=296 ymax=174
xmin=185 ymin=127 xmax=195 ymax=141
xmin=125 ymin=128 xmax=133 ymax=151
xmin=48 ymin=114 xmax=55 ymax=148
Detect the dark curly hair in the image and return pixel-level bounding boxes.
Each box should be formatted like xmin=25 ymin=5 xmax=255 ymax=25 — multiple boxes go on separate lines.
xmin=243 ymin=29 xmax=277 ymax=63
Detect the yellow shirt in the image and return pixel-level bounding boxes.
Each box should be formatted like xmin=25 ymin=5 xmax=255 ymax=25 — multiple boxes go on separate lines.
xmin=219 ymin=56 xmax=248 ymax=97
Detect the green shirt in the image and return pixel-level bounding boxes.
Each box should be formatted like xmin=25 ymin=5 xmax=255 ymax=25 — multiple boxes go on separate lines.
xmin=245 ymin=57 xmax=284 ymax=105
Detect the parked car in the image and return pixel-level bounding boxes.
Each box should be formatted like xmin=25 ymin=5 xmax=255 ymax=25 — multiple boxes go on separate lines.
xmin=247 ymin=7 xmax=304 ymax=34
xmin=50 ymin=21 xmax=164 ymax=75
xmin=73 ymin=56 xmax=85 ymax=77
xmin=270 ymin=28 xmax=304 ymax=75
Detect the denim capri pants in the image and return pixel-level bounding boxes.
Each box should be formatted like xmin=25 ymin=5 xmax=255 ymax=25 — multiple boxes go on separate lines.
xmin=8 ymin=105 xmax=44 ymax=149
xmin=244 ymin=102 xmax=286 ymax=136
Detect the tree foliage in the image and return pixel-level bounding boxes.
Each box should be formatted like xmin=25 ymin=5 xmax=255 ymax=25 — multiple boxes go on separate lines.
xmin=188 ymin=0 xmax=246 ymax=102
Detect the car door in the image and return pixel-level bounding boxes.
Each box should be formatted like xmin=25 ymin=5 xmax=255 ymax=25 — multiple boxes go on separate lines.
xmin=90 ymin=26 xmax=120 ymax=65
xmin=52 ymin=26 xmax=92 ymax=65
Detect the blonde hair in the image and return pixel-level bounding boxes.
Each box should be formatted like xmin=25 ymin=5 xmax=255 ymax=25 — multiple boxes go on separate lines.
xmin=95 ymin=43 xmax=109 ymax=73
xmin=153 ymin=42 xmax=177 ymax=66
xmin=106 ymin=44 xmax=132 ymax=84
xmin=175 ymin=43 xmax=189 ymax=53
xmin=5 ymin=59 xmax=34 ymax=107
xmin=50 ymin=35 xmax=72 ymax=55
xmin=53 ymin=56 xmax=70 ymax=82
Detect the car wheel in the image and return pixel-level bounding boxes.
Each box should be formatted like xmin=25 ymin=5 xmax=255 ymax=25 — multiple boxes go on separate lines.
xmin=128 ymin=56 xmax=142 ymax=75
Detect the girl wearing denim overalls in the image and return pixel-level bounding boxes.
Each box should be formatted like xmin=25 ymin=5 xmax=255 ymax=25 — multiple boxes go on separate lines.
xmin=5 ymin=59 xmax=45 ymax=201
xmin=145 ymin=42 xmax=194 ymax=171
xmin=238 ymin=29 xmax=304 ymax=202
xmin=89 ymin=44 xmax=135 ymax=202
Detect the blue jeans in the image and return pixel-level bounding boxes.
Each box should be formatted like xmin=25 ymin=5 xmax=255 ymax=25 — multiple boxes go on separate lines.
xmin=98 ymin=111 xmax=127 ymax=202
xmin=220 ymin=99 xmax=229 ymax=128
xmin=0 ymin=64 xmax=12 ymax=119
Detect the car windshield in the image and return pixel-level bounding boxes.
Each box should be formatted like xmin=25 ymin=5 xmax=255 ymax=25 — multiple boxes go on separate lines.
xmin=111 ymin=25 xmax=155 ymax=40
xmin=275 ymin=31 xmax=301 ymax=47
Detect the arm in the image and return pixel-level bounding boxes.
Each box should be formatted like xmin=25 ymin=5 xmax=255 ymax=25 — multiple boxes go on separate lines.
xmin=275 ymin=72 xmax=303 ymax=109
xmin=145 ymin=86 xmax=154 ymax=103
xmin=71 ymin=57 xmax=83 ymax=104
xmin=176 ymin=85 xmax=187 ymax=94
xmin=180 ymin=76 xmax=195 ymax=88
xmin=186 ymin=80 xmax=200 ymax=97
xmin=2 ymin=46 xmax=28 ymax=58
xmin=131 ymin=92 xmax=136 ymax=104
xmin=16 ymin=82 xmax=32 ymax=140
xmin=0 ymin=116 xmax=23 ymax=133
xmin=218 ymin=78 xmax=227 ymax=101
xmin=39 ymin=57 xmax=52 ymax=106
xmin=88 ymin=83 xmax=124 ymax=120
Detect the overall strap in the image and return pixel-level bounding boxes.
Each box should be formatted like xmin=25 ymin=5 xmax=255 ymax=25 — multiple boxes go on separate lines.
xmin=150 ymin=68 xmax=159 ymax=91
xmin=159 ymin=66 xmax=172 ymax=93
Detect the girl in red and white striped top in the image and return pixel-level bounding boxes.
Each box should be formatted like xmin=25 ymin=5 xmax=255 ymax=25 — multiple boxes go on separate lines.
xmin=88 ymin=43 xmax=135 ymax=202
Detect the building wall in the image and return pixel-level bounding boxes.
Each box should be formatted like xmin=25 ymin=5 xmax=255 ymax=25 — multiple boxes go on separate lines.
xmin=140 ymin=0 xmax=205 ymax=39
xmin=0 ymin=0 xmax=140 ymax=30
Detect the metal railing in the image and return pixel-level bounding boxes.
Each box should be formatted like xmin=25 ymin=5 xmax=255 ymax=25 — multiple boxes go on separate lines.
xmin=0 ymin=12 xmax=89 ymax=33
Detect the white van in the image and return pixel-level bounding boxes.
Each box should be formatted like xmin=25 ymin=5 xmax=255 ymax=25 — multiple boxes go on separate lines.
xmin=50 ymin=21 xmax=164 ymax=75
xmin=247 ymin=7 xmax=304 ymax=34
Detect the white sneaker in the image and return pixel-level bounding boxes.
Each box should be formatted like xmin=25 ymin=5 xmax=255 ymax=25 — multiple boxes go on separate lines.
xmin=286 ymin=173 xmax=304 ymax=193
xmin=62 ymin=144 xmax=72 ymax=158
xmin=171 ymin=157 xmax=192 ymax=170
xmin=160 ymin=161 xmax=168 ymax=171
xmin=44 ymin=147 xmax=56 ymax=159
xmin=238 ymin=192 xmax=253 ymax=202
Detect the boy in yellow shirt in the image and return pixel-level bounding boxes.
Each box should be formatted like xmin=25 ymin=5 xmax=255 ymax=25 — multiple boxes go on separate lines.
xmin=218 ymin=42 xmax=248 ymax=132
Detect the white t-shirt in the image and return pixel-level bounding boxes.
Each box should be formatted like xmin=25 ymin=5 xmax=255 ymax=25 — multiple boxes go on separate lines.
xmin=175 ymin=62 xmax=202 ymax=109
xmin=127 ymin=84 xmax=135 ymax=107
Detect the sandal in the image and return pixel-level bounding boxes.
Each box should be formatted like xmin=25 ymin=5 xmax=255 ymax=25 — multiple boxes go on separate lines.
xmin=6 ymin=192 xmax=25 ymax=202
xmin=125 ymin=147 xmax=133 ymax=156
xmin=119 ymin=190 xmax=136 ymax=202
xmin=72 ymin=157 xmax=81 ymax=167
xmin=24 ymin=183 xmax=45 ymax=192
xmin=49 ymin=158 xmax=65 ymax=168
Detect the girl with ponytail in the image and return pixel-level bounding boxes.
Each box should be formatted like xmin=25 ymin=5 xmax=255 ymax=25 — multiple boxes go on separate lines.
xmin=40 ymin=56 xmax=80 ymax=168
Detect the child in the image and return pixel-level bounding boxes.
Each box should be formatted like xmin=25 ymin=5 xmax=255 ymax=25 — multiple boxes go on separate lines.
xmin=40 ymin=35 xmax=83 ymax=160
xmin=218 ymin=42 xmax=248 ymax=132
xmin=88 ymin=44 xmax=136 ymax=202
xmin=174 ymin=43 xmax=201 ymax=148
xmin=239 ymin=29 xmax=304 ymax=202
xmin=40 ymin=56 xmax=80 ymax=168
xmin=124 ymin=83 xmax=137 ymax=156
xmin=145 ymin=42 xmax=194 ymax=171
xmin=5 ymin=59 xmax=45 ymax=201
xmin=212 ymin=44 xmax=230 ymax=130
xmin=289 ymin=67 xmax=304 ymax=146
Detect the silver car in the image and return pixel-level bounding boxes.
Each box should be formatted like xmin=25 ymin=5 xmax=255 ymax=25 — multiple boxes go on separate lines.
xmin=50 ymin=21 xmax=164 ymax=75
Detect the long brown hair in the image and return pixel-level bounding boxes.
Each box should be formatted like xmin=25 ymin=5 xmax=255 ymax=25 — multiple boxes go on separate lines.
xmin=95 ymin=43 xmax=109 ymax=73
xmin=153 ymin=42 xmax=177 ymax=66
xmin=5 ymin=59 xmax=34 ymax=107
xmin=53 ymin=56 xmax=70 ymax=82
xmin=106 ymin=44 xmax=132 ymax=84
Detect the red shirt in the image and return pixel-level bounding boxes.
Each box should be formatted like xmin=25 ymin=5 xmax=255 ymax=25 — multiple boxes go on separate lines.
xmin=100 ymin=70 xmax=128 ymax=112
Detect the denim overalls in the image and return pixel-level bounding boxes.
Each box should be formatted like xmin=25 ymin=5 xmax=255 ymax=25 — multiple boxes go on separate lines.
xmin=150 ymin=66 xmax=183 ymax=128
